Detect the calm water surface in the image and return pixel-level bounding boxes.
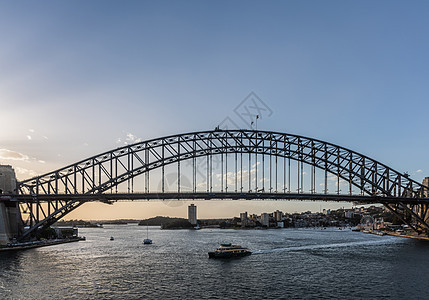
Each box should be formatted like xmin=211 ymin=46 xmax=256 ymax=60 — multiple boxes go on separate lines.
xmin=1 ymin=225 xmax=428 ymax=299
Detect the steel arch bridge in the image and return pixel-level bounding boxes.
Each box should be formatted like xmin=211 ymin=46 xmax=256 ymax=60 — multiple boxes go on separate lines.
xmin=11 ymin=129 xmax=429 ymax=240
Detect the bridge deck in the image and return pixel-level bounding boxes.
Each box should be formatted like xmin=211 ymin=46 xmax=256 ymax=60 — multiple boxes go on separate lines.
xmin=8 ymin=193 xmax=429 ymax=205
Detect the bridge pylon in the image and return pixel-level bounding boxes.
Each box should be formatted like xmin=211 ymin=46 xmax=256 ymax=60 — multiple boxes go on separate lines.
xmin=0 ymin=165 xmax=23 ymax=245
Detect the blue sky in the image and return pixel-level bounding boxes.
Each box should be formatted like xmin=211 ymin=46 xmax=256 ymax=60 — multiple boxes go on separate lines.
xmin=1 ymin=1 xmax=428 ymax=219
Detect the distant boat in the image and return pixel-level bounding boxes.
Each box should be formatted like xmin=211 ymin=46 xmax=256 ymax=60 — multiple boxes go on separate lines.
xmin=143 ymin=223 xmax=152 ymax=244
xmin=110 ymin=236 xmax=114 ymax=241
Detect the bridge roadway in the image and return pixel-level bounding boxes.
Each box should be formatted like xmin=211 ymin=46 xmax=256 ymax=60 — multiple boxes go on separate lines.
xmin=9 ymin=192 xmax=429 ymax=205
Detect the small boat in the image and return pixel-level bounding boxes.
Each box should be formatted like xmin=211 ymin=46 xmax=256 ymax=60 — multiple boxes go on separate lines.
xmin=143 ymin=223 xmax=152 ymax=244
xmin=110 ymin=236 xmax=114 ymax=241
xmin=208 ymin=243 xmax=251 ymax=258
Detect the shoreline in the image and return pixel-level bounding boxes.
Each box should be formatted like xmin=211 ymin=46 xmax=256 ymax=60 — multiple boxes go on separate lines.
xmin=0 ymin=237 xmax=85 ymax=252
xmin=383 ymin=231 xmax=429 ymax=241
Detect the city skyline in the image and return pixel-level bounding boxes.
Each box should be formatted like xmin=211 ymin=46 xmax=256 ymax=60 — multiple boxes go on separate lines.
xmin=2 ymin=1 xmax=429 ymax=219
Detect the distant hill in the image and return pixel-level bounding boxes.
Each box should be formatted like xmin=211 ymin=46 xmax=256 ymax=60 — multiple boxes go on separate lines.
xmin=55 ymin=219 xmax=101 ymax=227
xmin=138 ymin=216 xmax=187 ymax=226
xmin=100 ymin=220 xmax=128 ymax=225
xmin=161 ymin=219 xmax=194 ymax=229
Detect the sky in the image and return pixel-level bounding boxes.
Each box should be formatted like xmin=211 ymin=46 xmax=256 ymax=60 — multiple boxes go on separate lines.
xmin=1 ymin=1 xmax=429 ymax=220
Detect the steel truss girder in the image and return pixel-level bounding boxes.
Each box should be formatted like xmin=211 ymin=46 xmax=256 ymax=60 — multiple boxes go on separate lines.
xmin=14 ymin=130 xmax=429 ymax=239
xmin=18 ymin=199 xmax=85 ymax=241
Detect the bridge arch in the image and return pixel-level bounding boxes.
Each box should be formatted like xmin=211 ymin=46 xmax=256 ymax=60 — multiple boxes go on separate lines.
xmin=13 ymin=130 xmax=429 ymax=240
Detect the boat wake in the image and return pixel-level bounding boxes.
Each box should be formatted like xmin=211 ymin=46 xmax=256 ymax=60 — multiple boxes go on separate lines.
xmin=0 ymin=281 xmax=11 ymax=293
xmin=252 ymin=236 xmax=402 ymax=254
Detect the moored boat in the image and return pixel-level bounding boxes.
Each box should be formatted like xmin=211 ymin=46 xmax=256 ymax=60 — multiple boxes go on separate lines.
xmin=143 ymin=223 xmax=152 ymax=244
xmin=143 ymin=238 xmax=152 ymax=244
xmin=208 ymin=243 xmax=251 ymax=258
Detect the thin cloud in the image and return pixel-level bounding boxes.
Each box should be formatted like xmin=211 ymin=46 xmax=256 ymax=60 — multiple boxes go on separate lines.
xmin=0 ymin=149 xmax=44 ymax=165
xmin=116 ymin=132 xmax=143 ymax=145
xmin=0 ymin=149 xmax=30 ymax=161
xmin=126 ymin=132 xmax=142 ymax=143
xmin=14 ymin=167 xmax=38 ymax=178
xmin=327 ymin=174 xmax=337 ymax=181
xmin=126 ymin=133 xmax=136 ymax=140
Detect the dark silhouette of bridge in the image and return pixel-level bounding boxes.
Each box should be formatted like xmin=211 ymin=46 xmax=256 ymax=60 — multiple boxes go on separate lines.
xmin=7 ymin=129 xmax=429 ymax=241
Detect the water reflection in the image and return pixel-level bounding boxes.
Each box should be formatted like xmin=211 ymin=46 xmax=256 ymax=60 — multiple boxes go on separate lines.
xmin=0 ymin=226 xmax=427 ymax=299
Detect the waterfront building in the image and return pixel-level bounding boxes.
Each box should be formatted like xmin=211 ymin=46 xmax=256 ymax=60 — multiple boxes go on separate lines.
xmin=373 ymin=218 xmax=384 ymax=230
xmin=261 ymin=213 xmax=269 ymax=227
xmin=274 ymin=210 xmax=283 ymax=222
xmin=51 ymin=226 xmax=79 ymax=239
xmin=188 ymin=204 xmax=197 ymax=225
xmin=360 ymin=215 xmax=374 ymax=231
xmin=423 ymin=177 xmax=429 ymax=197
xmin=344 ymin=210 xmax=354 ymax=219
xmin=250 ymin=214 xmax=258 ymax=221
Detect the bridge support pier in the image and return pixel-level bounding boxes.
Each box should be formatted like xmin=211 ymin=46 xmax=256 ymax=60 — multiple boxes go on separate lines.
xmin=0 ymin=201 xmax=21 ymax=245
xmin=419 ymin=178 xmax=429 ymax=233
xmin=0 ymin=165 xmax=22 ymax=245
xmin=417 ymin=203 xmax=429 ymax=234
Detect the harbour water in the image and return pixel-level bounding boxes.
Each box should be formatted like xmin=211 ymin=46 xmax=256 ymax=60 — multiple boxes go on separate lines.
xmin=1 ymin=225 xmax=429 ymax=299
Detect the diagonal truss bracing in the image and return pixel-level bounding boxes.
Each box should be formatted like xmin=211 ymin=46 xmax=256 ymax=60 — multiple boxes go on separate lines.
xmin=13 ymin=130 xmax=429 ymax=240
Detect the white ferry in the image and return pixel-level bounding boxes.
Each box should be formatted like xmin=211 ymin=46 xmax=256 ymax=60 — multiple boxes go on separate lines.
xmin=208 ymin=243 xmax=252 ymax=258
